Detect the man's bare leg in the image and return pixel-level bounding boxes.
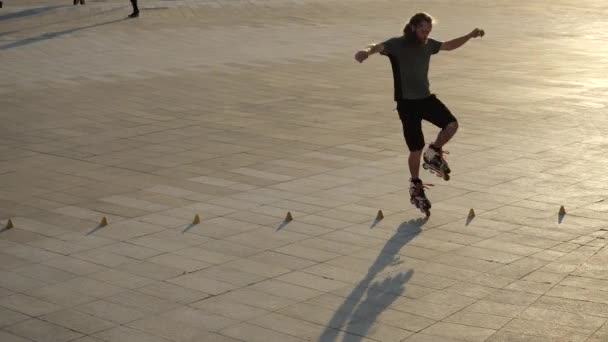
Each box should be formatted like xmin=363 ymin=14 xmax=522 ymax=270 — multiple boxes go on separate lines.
xmin=409 ymin=150 xmax=422 ymax=179
xmin=408 ymin=149 xmax=430 ymax=215
xmin=431 ymin=121 xmax=458 ymax=149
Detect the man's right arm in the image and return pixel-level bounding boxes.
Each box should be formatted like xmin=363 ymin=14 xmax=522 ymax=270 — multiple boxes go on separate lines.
xmin=354 ymin=43 xmax=385 ymax=63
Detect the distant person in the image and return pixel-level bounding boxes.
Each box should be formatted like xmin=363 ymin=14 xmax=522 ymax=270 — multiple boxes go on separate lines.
xmin=129 ymin=0 xmax=139 ymax=18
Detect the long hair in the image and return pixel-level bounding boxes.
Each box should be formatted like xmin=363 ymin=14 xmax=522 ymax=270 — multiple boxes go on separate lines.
xmin=403 ymin=12 xmax=434 ymax=44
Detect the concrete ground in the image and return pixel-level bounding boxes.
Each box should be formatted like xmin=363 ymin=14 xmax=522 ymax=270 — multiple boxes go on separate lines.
xmin=2 ymin=0 xmax=608 ymax=341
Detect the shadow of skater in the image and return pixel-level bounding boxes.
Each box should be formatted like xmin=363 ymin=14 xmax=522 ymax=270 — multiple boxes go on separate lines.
xmin=0 ymin=5 xmax=68 ymax=22
xmin=318 ymin=217 xmax=426 ymax=342
xmin=0 ymin=17 xmax=126 ymax=50
xmin=343 ymin=270 xmax=413 ymax=342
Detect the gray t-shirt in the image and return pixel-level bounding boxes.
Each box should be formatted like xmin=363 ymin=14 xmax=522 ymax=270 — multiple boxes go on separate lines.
xmin=381 ymin=36 xmax=442 ymax=100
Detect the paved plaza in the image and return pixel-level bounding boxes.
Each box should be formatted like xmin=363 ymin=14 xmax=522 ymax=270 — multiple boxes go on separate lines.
xmin=3 ymin=0 xmax=608 ymax=341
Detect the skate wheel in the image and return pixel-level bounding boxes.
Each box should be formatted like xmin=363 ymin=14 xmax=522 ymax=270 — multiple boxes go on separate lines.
xmin=443 ymin=174 xmax=450 ymax=181
xmin=422 ymin=164 xmax=428 ymax=170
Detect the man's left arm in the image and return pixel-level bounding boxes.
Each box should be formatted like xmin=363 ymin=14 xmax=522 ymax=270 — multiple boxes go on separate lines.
xmin=440 ymin=28 xmax=485 ymax=51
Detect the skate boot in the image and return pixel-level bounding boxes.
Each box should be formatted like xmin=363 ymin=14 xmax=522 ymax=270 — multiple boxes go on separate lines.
xmin=409 ymin=178 xmax=431 ymax=217
xmin=423 ymin=144 xmax=451 ymax=181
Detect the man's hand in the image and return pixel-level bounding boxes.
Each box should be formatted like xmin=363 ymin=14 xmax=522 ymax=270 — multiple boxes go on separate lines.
xmin=468 ymin=28 xmax=485 ymax=38
xmin=354 ymin=50 xmax=369 ymax=63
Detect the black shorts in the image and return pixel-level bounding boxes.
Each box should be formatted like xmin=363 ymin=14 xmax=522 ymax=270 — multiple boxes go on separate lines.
xmin=396 ymin=94 xmax=457 ymax=151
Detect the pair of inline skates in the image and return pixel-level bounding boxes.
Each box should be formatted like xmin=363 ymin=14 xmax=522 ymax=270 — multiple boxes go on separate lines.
xmin=410 ymin=145 xmax=450 ymax=217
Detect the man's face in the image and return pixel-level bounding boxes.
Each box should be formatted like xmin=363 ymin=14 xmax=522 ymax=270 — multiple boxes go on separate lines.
xmin=414 ymin=21 xmax=432 ymax=43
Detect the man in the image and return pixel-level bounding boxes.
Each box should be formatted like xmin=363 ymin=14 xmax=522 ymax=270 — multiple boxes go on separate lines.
xmin=129 ymin=0 xmax=139 ymax=18
xmin=355 ymin=12 xmax=484 ymax=213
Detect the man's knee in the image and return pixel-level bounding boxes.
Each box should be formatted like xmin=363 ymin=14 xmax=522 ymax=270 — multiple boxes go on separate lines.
xmin=446 ymin=120 xmax=458 ymax=130
xmin=404 ymin=132 xmax=425 ymax=152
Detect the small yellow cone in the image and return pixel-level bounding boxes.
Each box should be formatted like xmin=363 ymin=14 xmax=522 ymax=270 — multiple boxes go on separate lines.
xmin=192 ymin=214 xmax=200 ymax=225
xmin=468 ymin=208 xmax=476 ymax=218
xmin=285 ymin=212 xmax=293 ymax=222
xmin=376 ymin=210 xmax=384 ymax=221
xmin=5 ymin=218 xmax=14 ymax=229
xmin=99 ymin=217 xmax=108 ymax=227
xmin=559 ymin=206 xmax=566 ymax=216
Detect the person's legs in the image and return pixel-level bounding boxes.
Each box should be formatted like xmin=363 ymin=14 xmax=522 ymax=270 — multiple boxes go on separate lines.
xmin=421 ymin=95 xmax=457 ymax=175
xmin=129 ymin=0 xmax=139 ymax=17
xmin=397 ymin=100 xmax=430 ymax=206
